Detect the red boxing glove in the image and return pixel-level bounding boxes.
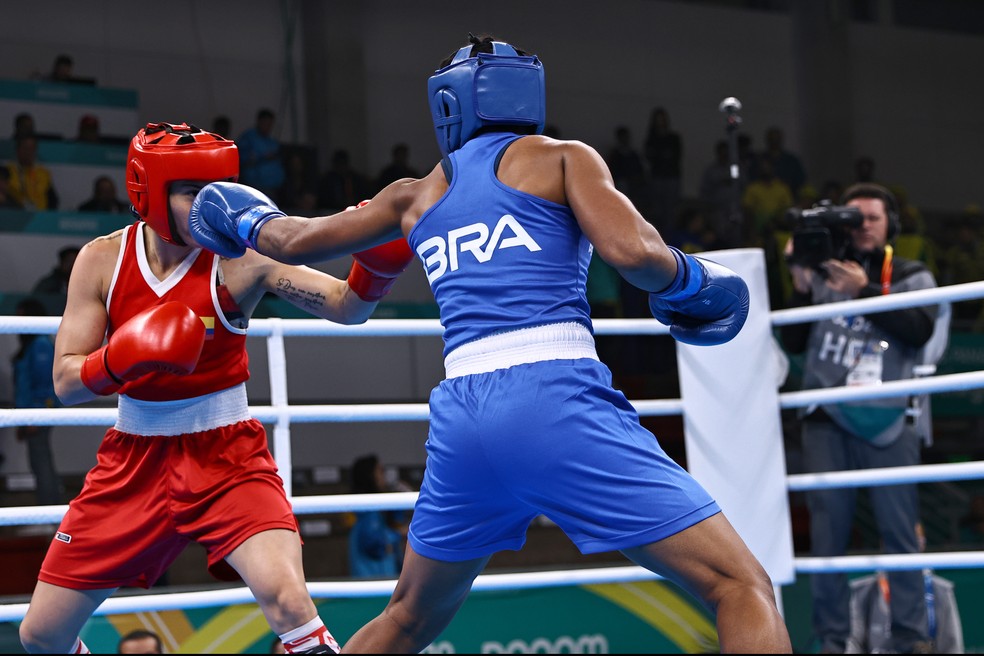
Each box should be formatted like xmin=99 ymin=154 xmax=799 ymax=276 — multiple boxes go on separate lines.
xmin=80 ymin=302 xmax=207 ymax=396
xmin=347 ymin=238 xmax=416 ymax=302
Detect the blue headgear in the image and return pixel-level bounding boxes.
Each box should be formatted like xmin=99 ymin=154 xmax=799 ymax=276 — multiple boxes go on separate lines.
xmin=427 ymin=41 xmax=546 ymax=158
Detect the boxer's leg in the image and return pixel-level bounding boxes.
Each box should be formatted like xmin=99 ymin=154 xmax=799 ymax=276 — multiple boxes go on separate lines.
xmin=19 ymin=582 xmax=115 ymax=654
xmin=342 ymin=545 xmax=489 ymax=653
xmin=226 ymin=529 xmax=339 ymax=654
xmin=622 ymin=513 xmax=791 ymax=654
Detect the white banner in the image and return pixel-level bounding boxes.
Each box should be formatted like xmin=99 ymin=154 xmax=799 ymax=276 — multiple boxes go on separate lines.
xmin=676 ymin=248 xmax=796 ymax=585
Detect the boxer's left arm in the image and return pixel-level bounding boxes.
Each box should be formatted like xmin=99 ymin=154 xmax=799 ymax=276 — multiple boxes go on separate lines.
xmin=647 ymin=246 xmax=750 ymax=346
xmin=52 ymin=234 xmax=120 ymax=405
xmin=562 ymin=140 xmax=748 ymax=345
xmin=249 ymin=244 xmax=415 ymax=324
xmin=241 ymin=251 xmax=379 ymax=325
xmin=561 ymin=140 xmax=679 ymax=292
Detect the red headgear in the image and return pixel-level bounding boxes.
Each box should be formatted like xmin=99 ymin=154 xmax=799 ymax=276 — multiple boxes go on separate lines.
xmin=126 ymin=122 xmax=239 ymax=245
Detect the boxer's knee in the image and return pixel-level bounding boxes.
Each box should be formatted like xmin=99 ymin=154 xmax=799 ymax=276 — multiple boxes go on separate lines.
xmin=19 ymin=619 xmax=80 ymax=654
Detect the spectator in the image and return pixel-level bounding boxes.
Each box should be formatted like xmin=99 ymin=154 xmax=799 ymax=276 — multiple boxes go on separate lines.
xmin=211 ymin=115 xmax=232 ymax=139
xmin=890 ymin=184 xmax=938 ymax=279
xmin=740 ymin=157 xmax=793 ymax=248
xmin=795 ymin=183 xmax=819 ymax=211
xmin=669 ymin=206 xmax=719 ymax=255
xmin=12 ymin=297 xmax=64 ymax=507
xmin=5 ymin=134 xmax=59 ymax=210
xmin=0 ymin=167 xmax=24 ymax=209
xmin=13 ymin=112 xmax=36 ymax=140
xmin=347 ymin=454 xmax=409 ymax=579
xmin=375 ymin=142 xmax=420 ymax=192
xmin=47 ymin=54 xmax=74 ymax=83
xmin=760 ymin=126 xmax=807 ymax=200
xmin=779 ymin=183 xmax=950 ymax=655
xmin=642 ymin=106 xmax=682 ymax=230
xmin=237 ymin=108 xmax=286 ymax=201
xmin=737 ymin=132 xmax=760 ymax=183
xmin=278 ymin=150 xmax=320 ymax=215
xmin=78 ymin=175 xmax=128 ymax=214
xmin=117 ymin=629 xmax=163 ymax=654
xmin=698 ymin=139 xmax=743 ymax=248
xmin=317 ymin=149 xmax=372 ymax=212
xmin=31 ymin=246 xmax=79 ymax=315
xmin=76 ymin=114 xmax=101 ymax=143
xmin=13 ymin=113 xmax=62 ymax=142
xmin=605 ymin=125 xmax=648 ymax=213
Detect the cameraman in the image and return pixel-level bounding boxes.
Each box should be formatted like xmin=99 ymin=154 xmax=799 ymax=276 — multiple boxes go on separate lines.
xmin=780 ymin=183 xmax=949 ymax=654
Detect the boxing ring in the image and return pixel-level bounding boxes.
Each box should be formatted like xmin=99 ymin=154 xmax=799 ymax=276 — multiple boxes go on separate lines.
xmin=2 ymin=250 xmax=984 ymax=635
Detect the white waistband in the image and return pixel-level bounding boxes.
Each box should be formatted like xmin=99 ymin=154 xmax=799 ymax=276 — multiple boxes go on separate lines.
xmin=444 ymin=322 xmax=598 ymax=379
xmin=116 ymin=383 xmax=250 ymax=436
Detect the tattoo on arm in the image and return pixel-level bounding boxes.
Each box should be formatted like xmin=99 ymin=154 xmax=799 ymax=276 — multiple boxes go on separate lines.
xmin=276 ymin=277 xmax=328 ymax=311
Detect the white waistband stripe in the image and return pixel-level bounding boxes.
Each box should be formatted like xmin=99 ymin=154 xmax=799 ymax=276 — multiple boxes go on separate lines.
xmin=115 ymin=383 xmax=250 ymax=436
xmin=444 ymin=322 xmax=598 ymax=379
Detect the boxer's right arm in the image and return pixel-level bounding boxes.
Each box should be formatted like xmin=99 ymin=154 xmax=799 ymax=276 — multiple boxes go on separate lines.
xmin=79 ymin=302 xmax=206 ymax=395
xmin=53 ymin=237 xmax=120 ymax=405
xmin=53 ymin=238 xmax=206 ymax=404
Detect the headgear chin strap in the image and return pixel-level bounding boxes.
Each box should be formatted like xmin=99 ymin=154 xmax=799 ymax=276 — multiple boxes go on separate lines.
xmin=427 ymin=41 xmax=546 ymax=158
xmin=126 ymin=122 xmax=239 ymax=245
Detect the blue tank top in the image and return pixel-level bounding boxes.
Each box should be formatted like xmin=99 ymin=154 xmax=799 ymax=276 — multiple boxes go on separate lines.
xmin=408 ymin=132 xmax=593 ymax=356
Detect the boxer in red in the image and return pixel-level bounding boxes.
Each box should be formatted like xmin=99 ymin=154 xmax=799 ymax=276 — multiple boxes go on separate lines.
xmin=17 ymin=122 xmax=414 ymax=655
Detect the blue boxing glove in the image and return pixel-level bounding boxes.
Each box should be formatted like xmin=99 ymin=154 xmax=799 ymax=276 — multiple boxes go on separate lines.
xmin=648 ymin=246 xmax=750 ymax=346
xmin=188 ymin=182 xmax=286 ymax=258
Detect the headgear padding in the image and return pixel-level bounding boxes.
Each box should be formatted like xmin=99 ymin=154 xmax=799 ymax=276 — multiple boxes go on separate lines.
xmin=427 ymin=41 xmax=546 ymax=158
xmin=127 ymin=122 xmax=239 ymax=245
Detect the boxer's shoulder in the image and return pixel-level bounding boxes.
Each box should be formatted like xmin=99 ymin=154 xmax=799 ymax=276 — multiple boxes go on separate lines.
xmin=74 ymin=229 xmax=125 ymax=279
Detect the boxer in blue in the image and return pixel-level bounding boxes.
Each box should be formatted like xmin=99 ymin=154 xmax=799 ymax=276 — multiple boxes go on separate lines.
xmin=187 ymin=33 xmax=791 ymax=654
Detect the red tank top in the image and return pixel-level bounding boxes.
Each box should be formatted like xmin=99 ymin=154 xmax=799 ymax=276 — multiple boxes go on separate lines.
xmin=107 ymin=222 xmax=250 ymax=401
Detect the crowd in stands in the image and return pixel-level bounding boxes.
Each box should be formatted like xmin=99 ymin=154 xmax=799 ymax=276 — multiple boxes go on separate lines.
xmin=3 ymin=55 xmax=980 ymax=328
xmin=2 ymin=53 xmax=982 ymax=345
xmin=4 ymin=69 xmax=984 ymax=385
xmin=594 ymin=109 xmax=983 ymax=329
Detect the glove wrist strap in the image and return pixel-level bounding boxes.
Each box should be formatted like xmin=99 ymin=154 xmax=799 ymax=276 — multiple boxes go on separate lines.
xmin=347 ymin=262 xmax=393 ymax=302
xmin=80 ymin=346 xmax=122 ymax=396
xmin=652 ymin=246 xmax=704 ymax=301
xmin=236 ymin=208 xmax=285 ymax=252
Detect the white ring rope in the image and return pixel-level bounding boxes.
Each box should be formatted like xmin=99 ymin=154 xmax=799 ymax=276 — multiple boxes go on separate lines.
xmin=769 ymin=279 xmax=984 ymax=326
xmin=0 ymin=566 xmax=670 ymax=623
xmin=4 ymin=552 xmax=984 ymax=623
xmin=3 ymin=280 xmax=983 ymax=335
xmin=1 ymin=281 xmax=983 ymax=622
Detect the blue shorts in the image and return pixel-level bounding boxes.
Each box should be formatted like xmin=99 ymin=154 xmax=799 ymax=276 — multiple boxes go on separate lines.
xmin=408 ymin=358 xmax=720 ymax=562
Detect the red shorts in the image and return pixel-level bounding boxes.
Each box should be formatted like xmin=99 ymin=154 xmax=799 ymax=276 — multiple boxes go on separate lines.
xmin=39 ymin=419 xmax=298 ymax=590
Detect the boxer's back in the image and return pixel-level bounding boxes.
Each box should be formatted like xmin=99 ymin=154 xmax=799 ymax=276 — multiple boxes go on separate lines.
xmin=409 ymin=132 xmax=593 ymax=355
